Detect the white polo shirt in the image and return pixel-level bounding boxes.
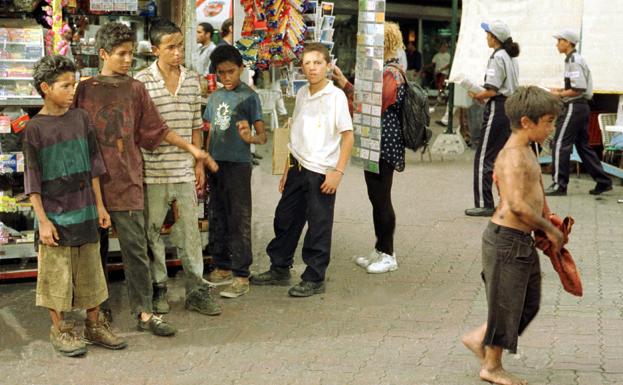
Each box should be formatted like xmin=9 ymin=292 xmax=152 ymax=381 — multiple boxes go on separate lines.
xmin=289 ymin=81 xmax=353 ymax=174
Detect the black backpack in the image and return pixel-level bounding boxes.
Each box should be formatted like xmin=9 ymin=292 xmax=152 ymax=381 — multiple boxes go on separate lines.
xmin=388 ymin=64 xmax=432 ymax=152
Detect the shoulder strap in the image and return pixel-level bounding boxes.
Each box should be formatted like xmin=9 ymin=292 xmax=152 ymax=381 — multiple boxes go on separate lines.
xmin=386 ymin=63 xmax=408 ymax=83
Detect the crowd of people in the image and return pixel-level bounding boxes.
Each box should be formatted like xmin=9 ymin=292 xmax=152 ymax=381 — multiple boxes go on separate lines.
xmin=22 ymin=14 xmax=610 ymax=385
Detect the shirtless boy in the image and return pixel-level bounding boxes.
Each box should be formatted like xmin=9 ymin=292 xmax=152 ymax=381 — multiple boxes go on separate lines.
xmin=462 ymin=86 xmax=564 ymax=385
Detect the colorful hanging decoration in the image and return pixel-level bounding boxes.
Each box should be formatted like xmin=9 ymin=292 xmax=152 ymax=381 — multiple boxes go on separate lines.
xmin=239 ymin=0 xmax=306 ymax=70
xmin=42 ymin=0 xmax=71 ymax=56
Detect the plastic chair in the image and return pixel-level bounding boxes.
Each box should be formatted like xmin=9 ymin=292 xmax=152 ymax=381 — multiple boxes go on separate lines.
xmin=597 ymin=113 xmax=619 ymax=164
xmin=256 ymin=89 xmax=281 ymax=131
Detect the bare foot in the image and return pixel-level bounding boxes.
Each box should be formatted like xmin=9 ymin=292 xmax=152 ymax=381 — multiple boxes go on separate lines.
xmin=480 ymin=367 xmax=528 ymax=385
xmin=462 ymin=331 xmax=485 ymax=363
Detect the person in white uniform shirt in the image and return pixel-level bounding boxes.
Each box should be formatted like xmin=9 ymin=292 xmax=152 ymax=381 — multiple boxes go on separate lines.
xmin=250 ymin=43 xmax=354 ymax=298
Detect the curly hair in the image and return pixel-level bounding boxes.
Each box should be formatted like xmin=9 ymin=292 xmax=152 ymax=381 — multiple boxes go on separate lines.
xmin=210 ymin=44 xmax=243 ymax=68
xmin=384 ymin=22 xmax=404 ymax=60
xmin=32 ymin=55 xmax=76 ymax=97
xmin=95 ymin=22 xmax=136 ymax=54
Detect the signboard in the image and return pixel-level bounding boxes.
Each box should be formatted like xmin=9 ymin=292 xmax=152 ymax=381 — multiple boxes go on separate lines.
xmin=89 ymin=0 xmax=138 ymax=12
xmin=351 ymin=0 xmax=385 ymax=174
xmin=196 ymin=0 xmax=233 ymax=30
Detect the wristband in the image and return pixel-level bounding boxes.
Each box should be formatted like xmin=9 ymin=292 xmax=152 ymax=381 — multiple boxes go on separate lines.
xmin=335 ymin=168 xmax=344 ymax=175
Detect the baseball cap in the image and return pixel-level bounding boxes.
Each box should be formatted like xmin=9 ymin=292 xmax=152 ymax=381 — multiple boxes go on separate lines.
xmin=553 ymin=29 xmax=580 ymax=44
xmin=480 ymin=20 xmax=511 ymax=42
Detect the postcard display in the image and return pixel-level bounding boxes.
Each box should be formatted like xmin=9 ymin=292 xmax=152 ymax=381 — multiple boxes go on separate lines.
xmin=351 ymin=0 xmax=385 ymax=173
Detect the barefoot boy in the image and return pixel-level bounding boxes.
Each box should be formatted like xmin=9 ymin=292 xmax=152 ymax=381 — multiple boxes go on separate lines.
xmin=25 ymin=55 xmax=126 ymax=356
xmin=250 ymin=43 xmax=354 ymax=297
xmin=462 ymin=86 xmax=564 ymax=385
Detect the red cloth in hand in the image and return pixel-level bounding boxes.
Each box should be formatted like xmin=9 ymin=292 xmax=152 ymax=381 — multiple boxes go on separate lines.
xmin=534 ymin=215 xmax=583 ymax=297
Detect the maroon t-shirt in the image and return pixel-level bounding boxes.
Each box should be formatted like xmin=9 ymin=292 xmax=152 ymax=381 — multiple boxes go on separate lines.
xmin=73 ymin=75 xmax=170 ymax=211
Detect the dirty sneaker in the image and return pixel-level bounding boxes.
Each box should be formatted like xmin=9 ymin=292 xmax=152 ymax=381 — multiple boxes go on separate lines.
xmin=137 ymin=314 xmax=176 ymax=336
xmin=185 ymin=286 xmax=222 ymax=315
xmin=367 ymin=252 xmax=398 ymax=274
xmin=84 ymin=313 xmax=128 ymax=350
xmin=249 ymin=268 xmax=291 ymax=286
xmin=288 ymin=281 xmax=325 ymax=297
xmin=220 ymin=277 xmax=250 ymax=298
xmin=354 ymin=249 xmax=381 ymax=268
xmin=206 ymin=268 xmax=233 ymax=286
xmin=152 ymin=283 xmax=170 ymax=314
xmin=50 ymin=321 xmax=87 ymax=357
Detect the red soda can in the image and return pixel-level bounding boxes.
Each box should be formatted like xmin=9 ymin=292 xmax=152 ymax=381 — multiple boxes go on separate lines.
xmin=206 ymin=74 xmax=217 ymax=91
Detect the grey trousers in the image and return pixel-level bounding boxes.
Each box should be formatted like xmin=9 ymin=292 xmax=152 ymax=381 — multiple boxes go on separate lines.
xmin=110 ymin=210 xmax=153 ymax=318
xmin=144 ymin=182 xmax=207 ymax=294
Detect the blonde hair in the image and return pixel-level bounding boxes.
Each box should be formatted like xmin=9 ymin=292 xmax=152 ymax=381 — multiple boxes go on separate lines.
xmin=384 ymin=22 xmax=404 ymax=59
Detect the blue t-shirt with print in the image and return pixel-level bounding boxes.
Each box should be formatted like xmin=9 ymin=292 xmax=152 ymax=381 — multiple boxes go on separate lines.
xmin=204 ymin=82 xmax=263 ymax=163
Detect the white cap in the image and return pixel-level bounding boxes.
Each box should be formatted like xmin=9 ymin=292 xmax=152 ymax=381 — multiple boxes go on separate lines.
xmin=480 ymin=20 xmax=511 ymax=42
xmin=553 ymin=29 xmax=580 ymax=44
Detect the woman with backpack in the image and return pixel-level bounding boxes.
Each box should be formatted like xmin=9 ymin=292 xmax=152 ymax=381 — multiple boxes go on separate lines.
xmin=333 ymin=22 xmax=407 ymax=274
xmin=465 ymin=20 xmax=520 ymax=217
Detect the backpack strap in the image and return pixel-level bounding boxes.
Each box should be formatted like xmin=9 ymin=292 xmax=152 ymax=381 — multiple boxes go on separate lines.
xmin=386 ymin=63 xmax=407 ymax=84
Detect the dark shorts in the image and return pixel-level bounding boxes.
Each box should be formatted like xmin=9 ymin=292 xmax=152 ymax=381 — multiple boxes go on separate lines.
xmin=481 ymin=221 xmax=541 ymax=354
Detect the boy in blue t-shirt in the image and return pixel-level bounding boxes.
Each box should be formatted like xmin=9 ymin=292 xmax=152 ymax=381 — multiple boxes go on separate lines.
xmin=204 ymin=45 xmax=266 ymax=298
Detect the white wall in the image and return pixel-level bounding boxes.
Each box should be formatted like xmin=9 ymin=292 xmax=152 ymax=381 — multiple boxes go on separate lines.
xmin=449 ymin=0 xmax=582 ymax=90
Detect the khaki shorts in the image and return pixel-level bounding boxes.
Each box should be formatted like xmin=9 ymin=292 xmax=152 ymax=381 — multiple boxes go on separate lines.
xmin=36 ymin=241 xmax=108 ymax=312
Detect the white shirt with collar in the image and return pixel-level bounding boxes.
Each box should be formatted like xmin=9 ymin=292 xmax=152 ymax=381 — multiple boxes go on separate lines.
xmin=289 ymin=81 xmax=353 ymax=175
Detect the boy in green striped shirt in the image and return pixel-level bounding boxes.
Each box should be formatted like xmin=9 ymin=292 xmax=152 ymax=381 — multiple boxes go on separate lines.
xmin=24 ymin=55 xmax=127 ymax=357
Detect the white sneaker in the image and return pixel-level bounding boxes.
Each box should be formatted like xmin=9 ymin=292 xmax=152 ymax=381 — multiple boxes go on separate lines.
xmin=366 ymin=252 xmax=398 ymax=274
xmin=354 ymin=249 xmax=381 ymax=268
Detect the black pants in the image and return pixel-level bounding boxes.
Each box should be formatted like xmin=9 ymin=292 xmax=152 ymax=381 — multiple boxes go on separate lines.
xmin=364 ymin=159 xmax=395 ymax=255
xmin=481 ymin=222 xmax=541 ymax=354
xmin=266 ymin=159 xmax=336 ymax=282
xmin=550 ymin=102 xmax=611 ymax=189
xmin=208 ymin=161 xmax=253 ymax=277
xmin=473 ymin=98 xmax=511 ymax=209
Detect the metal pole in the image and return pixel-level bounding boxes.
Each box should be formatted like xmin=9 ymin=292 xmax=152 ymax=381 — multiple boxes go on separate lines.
xmin=445 ymin=0 xmax=458 ymax=134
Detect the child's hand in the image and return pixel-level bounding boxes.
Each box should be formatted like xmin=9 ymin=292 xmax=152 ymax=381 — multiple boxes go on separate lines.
xmin=279 ymin=173 xmax=287 ymax=193
xmin=194 ymin=162 xmax=206 ymax=191
xmin=39 ymin=220 xmax=59 ymax=247
xmin=320 ymin=170 xmax=343 ymax=194
xmin=97 ymin=206 xmax=111 ymax=229
xmin=546 ymin=227 xmax=564 ymax=255
xmin=237 ymin=120 xmax=253 ymax=144
xmin=203 ymin=153 xmax=219 ymax=173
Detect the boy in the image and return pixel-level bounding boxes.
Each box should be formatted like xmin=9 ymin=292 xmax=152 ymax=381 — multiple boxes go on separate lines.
xmin=545 ymin=29 xmax=612 ymax=196
xmin=250 ymin=43 xmax=354 ymax=297
xmin=73 ymin=22 xmax=214 ymax=336
xmin=203 ymin=45 xmax=266 ymax=298
xmin=462 ymin=86 xmax=564 ymax=385
xmin=24 ymin=55 xmax=127 ymax=356
xmin=135 ymin=20 xmax=220 ymax=315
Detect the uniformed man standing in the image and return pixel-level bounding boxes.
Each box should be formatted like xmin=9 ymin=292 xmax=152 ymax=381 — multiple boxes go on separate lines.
xmin=465 ymin=20 xmax=520 ymax=217
xmin=545 ymin=29 xmax=612 ymax=196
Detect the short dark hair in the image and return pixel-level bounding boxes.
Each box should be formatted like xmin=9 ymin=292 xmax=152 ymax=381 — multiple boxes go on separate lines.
xmin=32 ymin=55 xmax=76 ymax=97
xmin=221 ymin=18 xmax=233 ymax=36
xmin=303 ymin=42 xmax=330 ymax=63
xmin=210 ymin=44 xmax=243 ymax=68
xmin=505 ymin=86 xmax=562 ymax=129
xmin=95 ymin=22 xmax=136 ymax=54
xmin=198 ymin=22 xmax=214 ymax=36
xmin=149 ymin=19 xmax=182 ymax=46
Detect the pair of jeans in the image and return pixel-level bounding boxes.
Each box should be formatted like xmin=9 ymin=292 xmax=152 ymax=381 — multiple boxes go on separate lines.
xmin=109 ymin=211 xmax=153 ymax=318
xmin=364 ymin=159 xmax=395 ymax=255
xmin=207 ymin=162 xmax=253 ymax=277
xmin=481 ymin=221 xmax=541 ymax=354
xmin=144 ymin=182 xmax=207 ymax=294
xmin=266 ymin=160 xmax=336 ymax=282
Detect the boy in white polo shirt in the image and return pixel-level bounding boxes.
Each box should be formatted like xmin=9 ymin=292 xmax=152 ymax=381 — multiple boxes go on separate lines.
xmin=250 ymin=43 xmax=354 ymax=297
